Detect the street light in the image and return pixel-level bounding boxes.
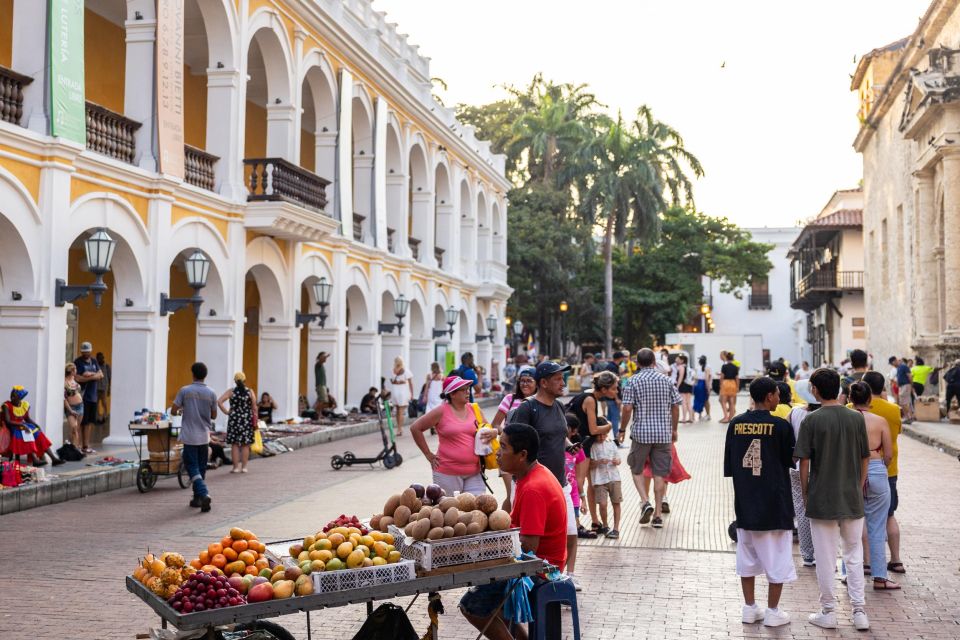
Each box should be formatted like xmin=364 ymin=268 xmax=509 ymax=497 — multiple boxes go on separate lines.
xmin=56 ymin=228 xmax=117 ymax=308
xmin=559 ymin=301 xmax=569 ymax=356
xmin=434 ymin=305 xmax=458 ymax=339
xmin=477 ymin=313 xmax=497 ymax=342
xmin=296 ymin=276 xmax=333 ymax=327
xmin=513 ymin=319 xmax=524 ymax=356
xmin=378 ymin=294 xmax=410 ymax=335
xmin=161 ymin=251 xmax=211 ymax=316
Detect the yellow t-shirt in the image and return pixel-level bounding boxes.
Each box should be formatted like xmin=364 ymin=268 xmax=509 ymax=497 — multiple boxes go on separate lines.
xmin=846 ymin=397 xmax=901 ymax=477
xmin=772 ymin=404 xmax=792 ymax=419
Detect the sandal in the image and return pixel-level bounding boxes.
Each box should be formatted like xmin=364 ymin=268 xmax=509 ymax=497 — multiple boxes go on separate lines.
xmin=887 ymin=561 xmax=906 ymax=574
xmin=863 ymin=564 xmax=871 ymax=575
xmin=577 ymin=526 xmax=597 ymax=539
xmin=605 ymin=529 xmax=619 ymax=539
xmin=590 ymin=522 xmax=603 ymax=532
xmin=873 ymin=578 xmax=901 ymax=590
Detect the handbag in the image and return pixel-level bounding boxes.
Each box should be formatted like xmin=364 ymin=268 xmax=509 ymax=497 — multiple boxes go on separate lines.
xmin=1 ymin=460 xmax=22 ymax=487
xmin=251 ymin=429 xmax=263 ymax=455
xmin=471 ymin=403 xmax=499 ymax=470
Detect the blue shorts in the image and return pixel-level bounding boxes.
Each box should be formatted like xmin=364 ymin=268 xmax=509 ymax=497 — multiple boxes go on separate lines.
xmin=459 ymin=577 xmax=546 ymax=619
xmin=888 ymin=476 xmax=898 ymax=516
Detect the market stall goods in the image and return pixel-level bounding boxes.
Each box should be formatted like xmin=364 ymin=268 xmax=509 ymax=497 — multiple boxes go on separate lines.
xmin=131 ymin=552 xmax=195 ymax=599
xmin=188 ymin=528 xmax=269 ymax=577
xmin=322 ymin=514 xmax=369 ymax=535
xmin=287 ymin=524 xmax=402 ymax=573
xmin=372 ymin=487 xmax=511 ymax=541
xmin=167 ymin=571 xmax=248 ymax=613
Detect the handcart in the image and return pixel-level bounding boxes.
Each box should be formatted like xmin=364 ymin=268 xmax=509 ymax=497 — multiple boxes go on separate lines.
xmin=126 ymin=552 xmax=544 ymax=640
xmin=330 ymin=399 xmax=403 ymax=470
xmin=129 ymin=420 xmax=189 ymax=493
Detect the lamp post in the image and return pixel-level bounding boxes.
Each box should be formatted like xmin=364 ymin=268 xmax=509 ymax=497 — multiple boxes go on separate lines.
xmin=378 ymin=294 xmax=410 ymax=335
xmin=56 ymin=228 xmax=117 ymax=308
xmin=296 ymin=277 xmax=333 ymax=327
xmin=433 ymin=305 xmax=458 ymax=339
xmin=513 ymin=319 xmax=524 ymax=357
xmin=559 ymin=301 xmax=568 ymax=357
xmin=476 ymin=312 xmax=497 ymax=343
xmin=160 ymin=251 xmax=211 ymax=316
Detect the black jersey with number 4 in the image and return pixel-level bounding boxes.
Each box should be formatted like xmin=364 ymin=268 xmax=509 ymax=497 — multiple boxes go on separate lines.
xmin=723 ymin=409 xmax=796 ymax=531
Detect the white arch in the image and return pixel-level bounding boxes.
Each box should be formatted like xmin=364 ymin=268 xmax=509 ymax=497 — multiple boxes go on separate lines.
xmin=245 ymin=9 xmax=294 ymax=105
xmin=300 ymin=50 xmax=338 ymax=133
xmin=408 ymin=298 xmax=426 ymax=339
xmin=190 ymin=0 xmax=239 ymax=69
xmin=385 ymin=117 xmax=403 ymax=174
xmin=344 ymin=266 xmax=372 ymax=329
xmin=66 ymin=194 xmax=150 ymax=305
xmin=165 ymin=218 xmax=230 ymax=312
xmin=408 ymin=136 xmax=430 ymax=191
xmin=245 ymin=236 xmax=288 ymax=317
xmin=351 ymin=85 xmax=375 ymax=154
xmin=0 ymin=169 xmax=41 ymax=299
xmin=434 ymin=159 xmax=452 ymax=204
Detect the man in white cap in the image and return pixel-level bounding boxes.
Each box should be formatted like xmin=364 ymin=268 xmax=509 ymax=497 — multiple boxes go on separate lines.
xmin=73 ymin=341 xmax=103 ymax=453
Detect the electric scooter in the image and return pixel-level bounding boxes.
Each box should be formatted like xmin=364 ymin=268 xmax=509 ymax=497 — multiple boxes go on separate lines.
xmin=330 ymin=399 xmax=403 ymax=470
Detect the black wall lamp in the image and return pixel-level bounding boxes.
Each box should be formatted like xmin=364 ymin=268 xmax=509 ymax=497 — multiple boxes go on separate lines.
xmin=161 ymin=251 xmax=210 ymax=316
xmin=476 ymin=313 xmax=497 ymax=342
xmin=433 ymin=305 xmax=457 ymax=339
xmin=56 ymin=228 xmax=116 ymax=308
xmin=379 ymin=294 xmax=410 ymax=335
xmin=296 ymin=277 xmax=333 ymax=328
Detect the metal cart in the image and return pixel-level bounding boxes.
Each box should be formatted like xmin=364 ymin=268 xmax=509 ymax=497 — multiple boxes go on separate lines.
xmin=128 ymin=420 xmax=189 ymax=493
xmin=126 ymin=557 xmax=544 ymax=639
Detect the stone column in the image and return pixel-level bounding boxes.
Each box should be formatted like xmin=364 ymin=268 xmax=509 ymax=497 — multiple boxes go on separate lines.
xmin=411 ymin=191 xmax=436 ymax=267
xmin=206 ymin=68 xmax=246 ymax=200
xmin=353 ymin=154 xmax=374 ymax=242
xmin=104 ymin=310 xmax=161 ymax=444
xmin=12 ymin=0 xmax=48 ymax=133
xmin=436 ymin=203 xmax=456 ymax=269
xmin=346 ymin=331 xmax=377 ymax=406
xmin=257 ymin=323 xmax=297 ymax=420
xmin=386 ymin=174 xmax=410 ymax=257
xmin=941 ymin=151 xmax=960 ymax=334
xmin=315 ymin=132 xmax=338 ymax=217
xmin=124 ymin=17 xmax=158 ymax=171
xmin=196 ymin=317 xmax=238 ymax=427
xmin=373 ymin=97 xmax=389 ymax=251
xmin=336 ymin=70 xmax=354 ymax=224
xmin=265 ymin=104 xmax=298 ymax=162
xmin=914 ymin=170 xmax=938 ymax=338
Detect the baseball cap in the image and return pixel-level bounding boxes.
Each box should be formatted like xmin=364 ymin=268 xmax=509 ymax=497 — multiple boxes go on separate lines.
xmin=534 ymin=361 xmax=571 ymax=381
xmin=517 ymin=366 xmax=536 ymax=379
xmin=80 ymin=341 xmax=93 ymax=352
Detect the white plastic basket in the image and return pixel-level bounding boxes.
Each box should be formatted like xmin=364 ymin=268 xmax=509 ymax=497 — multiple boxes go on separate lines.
xmin=310 ymin=559 xmax=415 ymax=593
xmin=388 ymin=525 xmax=521 ymax=571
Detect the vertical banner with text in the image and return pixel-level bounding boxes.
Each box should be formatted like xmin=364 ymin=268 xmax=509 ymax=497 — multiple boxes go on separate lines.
xmin=157 ymin=0 xmax=185 ymax=179
xmin=49 ymin=0 xmax=86 ymax=144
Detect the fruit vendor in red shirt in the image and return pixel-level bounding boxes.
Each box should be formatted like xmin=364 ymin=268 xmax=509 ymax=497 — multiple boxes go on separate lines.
xmin=460 ymin=423 xmax=567 ymax=640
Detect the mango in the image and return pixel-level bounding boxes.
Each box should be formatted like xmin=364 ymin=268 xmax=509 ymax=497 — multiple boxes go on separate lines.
xmin=310 ymin=559 xmax=326 ymax=573
xmin=224 ymin=560 xmax=246 ymax=576
xmin=346 ymin=527 xmax=362 ymax=535
xmin=315 ymin=550 xmax=333 ymax=563
xmin=346 ymin=549 xmax=366 ymax=569
xmin=271 ymin=571 xmax=287 ymax=584
xmin=273 ymin=579 xmax=295 ymax=599
xmin=259 ymin=567 xmax=273 ymax=579
xmin=303 ymin=535 xmax=316 ymax=549
xmin=359 ymin=535 xmax=375 ymax=548
xmin=284 ymin=566 xmax=303 ymax=581
xmin=361 ymin=557 xmax=374 ymax=567
xmin=325 ymin=558 xmax=344 ymax=571
xmin=372 ymin=541 xmax=389 ymax=559
xmin=327 ymin=533 xmax=345 ymax=547
xmin=348 ymin=534 xmax=362 ymax=548
xmin=297 ymin=551 xmax=310 ymax=562
xmin=315 ymin=539 xmax=333 ymax=551
xmin=295 ymin=574 xmax=314 ymax=596
xmin=381 ymin=533 xmax=395 ymax=546
xmin=355 ymin=545 xmax=370 ymax=558
xmin=336 ymin=541 xmax=354 ymax=560
xmin=372 ymin=556 xmax=387 ymax=566
xmin=299 ymin=561 xmax=313 ymax=574
xmin=288 ymin=544 xmax=304 ymax=558
xmin=387 ymin=551 xmax=401 ymax=563
xmin=308 ymin=550 xmax=324 ymax=561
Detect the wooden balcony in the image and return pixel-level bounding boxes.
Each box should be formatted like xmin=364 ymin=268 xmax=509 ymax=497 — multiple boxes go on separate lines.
xmin=408 ymin=237 xmax=421 ymax=261
xmin=434 ymin=247 xmax=445 ymax=268
xmin=748 ymin=294 xmax=772 ymax=310
xmin=352 ymin=213 xmax=365 ymax=242
xmin=790 ymin=269 xmax=863 ymax=310
xmin=0 ymin=65 xmax=32 ymax=126
xmin=184 ymin=145 xmax=218 ymax=191
xmin=85 ymin=101 xmax=141 ymax=164
xmin=243 ymin=157 xmax=329 ymax=212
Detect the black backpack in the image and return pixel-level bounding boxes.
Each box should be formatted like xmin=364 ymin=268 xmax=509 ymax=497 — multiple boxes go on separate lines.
xmin=57 ymin=442 xmax=84 ymax=462
xmin=350 ymin=603 xmax=419 ymax=640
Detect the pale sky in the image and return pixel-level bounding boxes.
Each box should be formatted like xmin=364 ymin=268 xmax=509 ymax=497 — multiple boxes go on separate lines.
xmin=373 ymin=0 xmax=928 ymax=228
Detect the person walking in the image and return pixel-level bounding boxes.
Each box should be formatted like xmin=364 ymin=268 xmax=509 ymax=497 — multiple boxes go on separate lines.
xmin=848 ymin=382 xmax=899 ymax=590
xmin=910 ymin=357 xmax=933 ymax=397
xmin=621 ymin=348 xmax=681 ymax=529
xmin=218 ymin=372 xmax=257 ymax=474
xmin=424 ymin=362 xmax=445 ymax=413
xmin=719 ymin=352 xmax=740 ymax=423
xmin=389 ymin=357 xmax=414 ymax=436
xmin=456 ymin=352 xmax=481 ymax=402
xmin=892 ymin=357 xmax=914 ymax=423
xmin=410 ymin=375 xmax=487 ymax=496
xmin=795 ymin=368 xmax=871 ymax=630
xmin=579 ymin=353 xmax=596 ymax=389
xmin=672 ymin=354 xmax=694 ymax=423
xmin=171 ymin=362 xmax=218 ymax=513
xmin=95 ymin=352 xmax=111 ymax=425
xmin=944 ymin=360 xmax=960 ymax=416
xmin=724 ymin=377 xmax=797 ymax=628
xmin=794 ymin=361 xmax=812 ymax=381
xmin=73 ymin=342 xmax=103 ymax=454
xmin=693 ymin=355 xmax=712 ymax=422
xmin=513 ymin=361 xmax=581 ymax=588
xmin=491 ymin=366 xmax=536 ymax=510
xmin=787 ymin=380 xmax=819 ymax=567
xmin=567 ymin=371 xmax=618 ymax=533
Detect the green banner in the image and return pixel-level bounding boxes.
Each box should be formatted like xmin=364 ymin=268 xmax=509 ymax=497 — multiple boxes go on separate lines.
xmin=49 ymin=0 xmax=86 ymax=144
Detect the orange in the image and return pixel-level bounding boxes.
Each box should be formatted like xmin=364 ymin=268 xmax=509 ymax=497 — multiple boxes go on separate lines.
xmin=223 ymin=547 xmax=238 ymax=562
xmin=244 ymin=564 xmax=259 ymax=576
xmin=208 ymin=543 xmax=224 ymax=557
xmin=249 ymin=540 xmax=264 ymax=553
xmin=189 ymin=559 xmax=203 ymax=570
xmin=212 ymin=553 xmax=227 ymax=569
xmin=238 ymin=551 xmax=256 ymax=566
xmin=220 ymin=536 xmax=234 ymax=549
xmin=229 ymin=527 xmax=246 ymax=540
xmin=198 ymin=550 xmax=211 ymax=565
xmin=231 ymin=539 xmax=249 ymax=553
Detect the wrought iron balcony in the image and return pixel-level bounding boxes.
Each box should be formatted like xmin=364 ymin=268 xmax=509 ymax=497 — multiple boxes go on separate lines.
xmin=790 ymin=269 xmax=863 ymax=309
xmin=243 ymin=157 xmax=329 ymax=212
xmin=184 ymin=145 xmax=218 ymax=191
xmin=0 ymin=65 xmax=32 ymax=125
xmin=85 ymin=101 xmax=141 ymax=164
xmin=748 ymin=294 xmax=772 ymax=310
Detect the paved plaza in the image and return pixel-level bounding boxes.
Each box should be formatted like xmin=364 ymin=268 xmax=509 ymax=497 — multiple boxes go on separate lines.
xmin=2 ymin=398 xmax=959 ymax=639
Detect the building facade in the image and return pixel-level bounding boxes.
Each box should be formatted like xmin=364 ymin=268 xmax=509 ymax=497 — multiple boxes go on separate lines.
xmin=853 ymin=0 xmax=960 ymax=367
xmin=0 ymin=0 xmax=512 ymax=447
xmin=706 ymin=227 xmax=808 ymax=367
xmin=788 ymin=189 xmax=866 ymax=367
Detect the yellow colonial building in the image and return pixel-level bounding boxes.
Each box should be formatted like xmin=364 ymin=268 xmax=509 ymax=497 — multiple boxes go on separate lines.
xmin=0 ymin=0 xmax=511 ymax=447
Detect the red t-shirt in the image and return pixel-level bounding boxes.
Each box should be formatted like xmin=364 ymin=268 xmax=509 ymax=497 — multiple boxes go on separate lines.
xmin=511 ymin=462 xmax=568 ymax=569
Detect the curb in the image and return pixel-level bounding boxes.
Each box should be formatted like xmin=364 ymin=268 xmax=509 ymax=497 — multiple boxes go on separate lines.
xmin=901 ymin=422 xmax=960 ymax=459
xmin=1 ymin=398 xmax=501 ymax=516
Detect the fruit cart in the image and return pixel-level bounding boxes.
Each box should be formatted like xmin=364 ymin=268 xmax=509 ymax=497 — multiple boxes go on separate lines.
xmin=129 ymin=420 xmax=189 ymax=493
xmin=126 ymin=556 xmax=544 ymax=639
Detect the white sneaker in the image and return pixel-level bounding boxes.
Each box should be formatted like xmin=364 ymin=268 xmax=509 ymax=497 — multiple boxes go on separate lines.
xmin=763 ymin=608 xmax=790 ymax=627
xmin=566 ymin=574 xmax=582 ymax=592
xmin=741 ymin=604 xmax=764 ymax=623
xmin=808 ymin=609 xmax=838 ymax=629
xmin=853 ymin=609 xmax=869 ymax=630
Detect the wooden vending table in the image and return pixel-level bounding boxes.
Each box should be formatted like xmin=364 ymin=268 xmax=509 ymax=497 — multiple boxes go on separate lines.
xmin=126 ymin=557 xmax=544 ymax=639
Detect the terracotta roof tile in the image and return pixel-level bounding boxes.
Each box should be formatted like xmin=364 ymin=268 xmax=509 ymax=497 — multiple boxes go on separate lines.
xmin=810 ymin=209 xmax=862 ymax=228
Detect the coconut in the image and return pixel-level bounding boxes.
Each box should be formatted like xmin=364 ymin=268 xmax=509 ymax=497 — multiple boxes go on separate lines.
xmin=393 ymin=505 xmax=412 ymax=528
xmin=487 ymin=510 xmax=511 ymax=531
xmin=476 ymin=494 xmax=499 ymax=515
xmin=443 ymin=507 xmax=460 ymax=527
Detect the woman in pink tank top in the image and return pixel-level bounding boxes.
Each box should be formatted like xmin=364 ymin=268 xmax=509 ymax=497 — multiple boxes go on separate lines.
xmin=411 ymin=375 xmax=488 ymax=496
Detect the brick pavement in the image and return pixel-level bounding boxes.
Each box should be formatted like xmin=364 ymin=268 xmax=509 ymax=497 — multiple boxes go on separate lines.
xmin=2 ymin=398 xmax=959 ymax=639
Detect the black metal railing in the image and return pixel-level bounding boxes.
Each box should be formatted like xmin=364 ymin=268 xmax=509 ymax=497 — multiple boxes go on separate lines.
xmin=184 ymin=145 xmax=218 ymax=191
xmin=748 ymin=294 xmax=772 ymax=310
xmin=795 ymin=269 xmax=863 ymax=300
xmin=0 ymin=65 xmax=32 ymax=126
xmin=243 ymin=157 xmax=330 ymax=211
xmin=86 ymin=101 xmax=141 ymax=164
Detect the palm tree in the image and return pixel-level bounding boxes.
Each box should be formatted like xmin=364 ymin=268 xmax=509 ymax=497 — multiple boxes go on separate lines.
xmin=633 ymin=105 xmax=704 ymax=207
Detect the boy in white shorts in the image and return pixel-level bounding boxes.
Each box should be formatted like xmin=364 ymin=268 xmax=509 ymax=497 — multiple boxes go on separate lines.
xmin=723 ymin=376 xmax=798 ymax=627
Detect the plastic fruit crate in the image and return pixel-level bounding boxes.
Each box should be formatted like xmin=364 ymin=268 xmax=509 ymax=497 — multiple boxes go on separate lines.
xmin=388 ymin=525 xmax=521 ymax=571
xmin=310 ymin=559 xmax=415 ymax=593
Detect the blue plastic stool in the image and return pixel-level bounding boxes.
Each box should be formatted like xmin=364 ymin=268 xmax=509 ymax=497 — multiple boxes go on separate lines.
xmin=527 ymin=578 xmax=581 ymax=640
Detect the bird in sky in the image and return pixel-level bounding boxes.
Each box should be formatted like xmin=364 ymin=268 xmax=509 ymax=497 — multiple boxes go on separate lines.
xmin=720 ymin=61 xmax=726 ymax=68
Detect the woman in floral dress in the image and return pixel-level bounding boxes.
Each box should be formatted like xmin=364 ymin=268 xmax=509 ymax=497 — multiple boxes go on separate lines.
xmin=217 ymin=372 xmax=257 ymax=473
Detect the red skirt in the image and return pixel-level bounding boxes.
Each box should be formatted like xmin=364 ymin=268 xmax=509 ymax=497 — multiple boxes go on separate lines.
xmin=642 ymin=444 xmax=691 ymax=484
xmin=9 ymin=427 xmax=52 ymax=457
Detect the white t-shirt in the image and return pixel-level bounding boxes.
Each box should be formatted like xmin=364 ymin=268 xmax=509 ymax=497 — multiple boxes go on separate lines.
xmin=590 ymin=439 xmax=621 ymax=485
xmin=794 ymin=368 xmax=811 ymax=381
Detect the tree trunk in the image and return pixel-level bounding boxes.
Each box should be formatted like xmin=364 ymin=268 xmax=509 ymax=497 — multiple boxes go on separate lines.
xmin=544 ymin=135 xmax=556 ymax=185
xmin=603 ymin=211 xmax=614 ymax=357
